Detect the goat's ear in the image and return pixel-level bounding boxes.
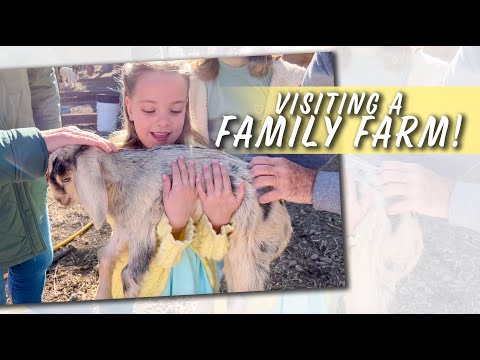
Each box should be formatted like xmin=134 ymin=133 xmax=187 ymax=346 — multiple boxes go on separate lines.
xmin=46 ymin=153 xmax=56 ymax=184
xmin=75 ymin=156 xmax=108 ymax=230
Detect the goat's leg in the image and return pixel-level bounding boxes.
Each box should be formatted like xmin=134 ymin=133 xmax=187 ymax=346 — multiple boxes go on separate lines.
xmin=223 ymin=239 xmax=270 ymax=292
xmin=224 ymin=201 xmax=292 ymax=292
xmin=222 ymin=225 xmax=274 ymax=292
xmin=121 ymin=226 xmax=157 ymax=298
xmin=96 ymin=231 xmax=127 ymax=300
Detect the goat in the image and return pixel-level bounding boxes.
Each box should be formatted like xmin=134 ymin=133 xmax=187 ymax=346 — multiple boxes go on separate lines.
xmin=47 ymin=144 xmax=292 ymax=299
xmin=59 ymin=67 xmax=78 ymax=89
xmin=338 ymin=155 xmax=424 ymax=313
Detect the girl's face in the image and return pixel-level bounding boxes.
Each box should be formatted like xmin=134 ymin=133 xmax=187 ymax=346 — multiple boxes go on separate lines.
xmin=125 ymin=71 xmax=188 ymax=148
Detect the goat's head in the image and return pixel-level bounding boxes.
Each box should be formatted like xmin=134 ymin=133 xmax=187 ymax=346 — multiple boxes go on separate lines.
xmin=48 ymin=145 xmax=108 ymax=230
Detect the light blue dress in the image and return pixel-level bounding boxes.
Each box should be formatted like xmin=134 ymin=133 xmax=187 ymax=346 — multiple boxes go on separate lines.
xmin=160 ymin=247 xmax=214 ymax=297
xmin=206 ymin=59 xmax=273 ymax=152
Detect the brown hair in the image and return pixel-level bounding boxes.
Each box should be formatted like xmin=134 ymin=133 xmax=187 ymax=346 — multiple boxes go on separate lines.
xmin=111 ymin=61 xmax=209 ymax=149
xmin=192 ymin=56 xmax=275 ymax=82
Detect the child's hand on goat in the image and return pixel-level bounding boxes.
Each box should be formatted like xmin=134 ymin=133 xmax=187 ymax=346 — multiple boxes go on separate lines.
xmin=163 ymin=156 xmax=198 ymax=238
xmin=196 ymin=160 xmax=246 ymax=234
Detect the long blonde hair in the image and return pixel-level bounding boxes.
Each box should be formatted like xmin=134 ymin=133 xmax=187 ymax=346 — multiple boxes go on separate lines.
xmin=111 ymin=61 xmax=209 ymax=149
xmin=192 ymin=56 xmax=275 ymax=82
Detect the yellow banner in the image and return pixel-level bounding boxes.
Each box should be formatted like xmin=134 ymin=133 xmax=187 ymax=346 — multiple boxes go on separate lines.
xmin=213 ymin=87 xmax=480 ymax=154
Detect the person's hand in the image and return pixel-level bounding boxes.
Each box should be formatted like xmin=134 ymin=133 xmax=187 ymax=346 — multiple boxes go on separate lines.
xmin=41 ymin=126 xmax=118 ymax=154
xmin=196 ymin=160 xmax=246 ymax=233
xmin=248 ymin=156 xmax=316 ymax=204
xmin=163 ymin=156 xmax=198 ymax=237
xmin=379 ymin=161 xmax=454 ymax=218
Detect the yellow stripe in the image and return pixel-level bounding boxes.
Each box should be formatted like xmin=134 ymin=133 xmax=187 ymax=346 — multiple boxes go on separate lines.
xmin=218 ymin=86 xmax=480 ymax=154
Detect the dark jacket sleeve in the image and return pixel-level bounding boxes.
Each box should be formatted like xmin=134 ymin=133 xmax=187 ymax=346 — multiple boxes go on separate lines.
xmin=0 ymin=128 xmax=49 ymax=186
xmin=27 ymin=67 xmax=62 ymax=130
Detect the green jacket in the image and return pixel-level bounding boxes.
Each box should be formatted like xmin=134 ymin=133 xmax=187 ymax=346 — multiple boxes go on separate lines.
xmin=0 ymin=67 xmax=61 ymax=269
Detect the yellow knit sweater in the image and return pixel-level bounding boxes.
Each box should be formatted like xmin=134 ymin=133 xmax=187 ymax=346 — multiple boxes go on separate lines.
xmin=110 ymin=214 xmax=234 ymax=298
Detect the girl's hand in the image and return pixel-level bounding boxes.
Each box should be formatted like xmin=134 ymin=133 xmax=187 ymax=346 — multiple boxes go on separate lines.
xmin=163 ymin=156 xmax=198 ymax=237
xmin=196 ymin=160 xmax=246 ymax=233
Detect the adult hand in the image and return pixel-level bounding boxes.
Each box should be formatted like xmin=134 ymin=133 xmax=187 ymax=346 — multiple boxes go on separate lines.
xmin=196 ymin=160 xmax=246 ymax=233
xmin=248 ymin=156 xmax=316 ymax=204
xmin=41 ymin=126 xmax=118 ymax=154
xmin=379 ymin=161 xmax=454 ymax=218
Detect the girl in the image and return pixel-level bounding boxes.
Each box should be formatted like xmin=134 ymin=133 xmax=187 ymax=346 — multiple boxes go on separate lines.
xmin=108 ymin=61 xmax=246 ymax=298
xmin=188 ymin=55 xmax=306 ymax=149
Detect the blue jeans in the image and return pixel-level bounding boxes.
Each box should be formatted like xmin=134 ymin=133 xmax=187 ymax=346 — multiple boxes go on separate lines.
xmin=0 ymin=209 xmax=53 ymax=305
